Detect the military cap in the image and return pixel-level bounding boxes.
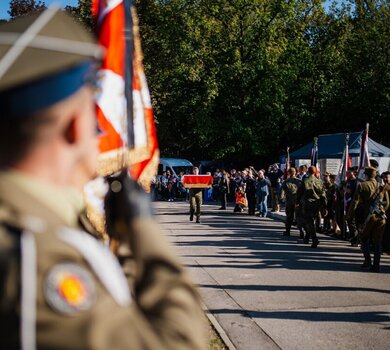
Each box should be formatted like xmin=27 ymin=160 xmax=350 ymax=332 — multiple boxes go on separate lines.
xmin=369 ymin=159 xmax=379 ymax=169
xmin=0 ymin=7 xmax=102 ymax=117
xmin=364 ymin=166 xmax=377 ymax=177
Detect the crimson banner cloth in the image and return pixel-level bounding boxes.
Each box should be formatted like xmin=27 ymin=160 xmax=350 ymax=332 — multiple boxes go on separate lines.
xmin=182 ymin=175 xmax=213 ymax=189
xmin=92 ymin=0 xmax=159 ymax=189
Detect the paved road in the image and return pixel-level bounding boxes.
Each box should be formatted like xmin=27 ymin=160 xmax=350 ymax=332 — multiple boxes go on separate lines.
xmin=154 ymin=201 xmax=390 ymax=350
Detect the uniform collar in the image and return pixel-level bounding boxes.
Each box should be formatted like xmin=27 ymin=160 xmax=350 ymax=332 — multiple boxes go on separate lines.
xmin=0 ymin=170 xmax=84 ymax=229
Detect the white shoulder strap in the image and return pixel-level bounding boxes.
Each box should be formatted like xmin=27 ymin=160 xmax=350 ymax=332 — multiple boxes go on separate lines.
xmin=20 ymin=231 xmax=37 ymax=350
xmin=57 ymin=228 xmax=131 ymax=307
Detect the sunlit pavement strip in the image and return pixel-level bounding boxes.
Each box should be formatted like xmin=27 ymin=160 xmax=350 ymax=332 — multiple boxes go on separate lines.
xmin=154 ymin=201 xmax=390 ymax=350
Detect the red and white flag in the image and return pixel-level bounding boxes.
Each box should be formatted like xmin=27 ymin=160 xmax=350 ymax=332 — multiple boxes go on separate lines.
xmin=92 ymin=0 xmax=159 ymax=189
xmin=336 ymin=133 xmax=351 ymax=186
xmin=357 ymin=124 xmax=370 ymax=180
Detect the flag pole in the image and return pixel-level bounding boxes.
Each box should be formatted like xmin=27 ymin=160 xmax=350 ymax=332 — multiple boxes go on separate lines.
xmin=312 ymin=137 xmax=318 ymax=168
xmin=357 ymin=123 xmax=370 ymax=180
xmin=341 ymin=132 xmax=349 ymax=238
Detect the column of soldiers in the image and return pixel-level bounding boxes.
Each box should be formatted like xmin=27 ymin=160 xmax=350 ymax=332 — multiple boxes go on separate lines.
xmin=281 ymin=164 xmax=390 ymax=272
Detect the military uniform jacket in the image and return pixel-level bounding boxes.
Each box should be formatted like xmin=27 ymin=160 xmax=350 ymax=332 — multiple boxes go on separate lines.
xmin=281 ymin=177 xmax=302 ymax=205
xmin=0 ymin=172 xmax=204 ymax=350
xmin=349 ymin=178 xmax=378 ymax=219
xmin=298 ymin=175 xmax=327 ymax=210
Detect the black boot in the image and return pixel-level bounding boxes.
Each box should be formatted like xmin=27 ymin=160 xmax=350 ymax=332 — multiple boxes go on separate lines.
xmin=196 ymin=216 xmax=200 ymax=223
xmin=283 ymin=231 xmax=290 ymax=236
xmin=361 ymin=241 xmax=371 ymax=268
xmin=311 ymin=239 xmax=319 ymax=248
xmin=189 ymin=211 xmax=194 ymax=221
xmin=370 ymin=244 xmax=381 ymax=272
xmin=361 ymin=254 xmax=372 ymax=269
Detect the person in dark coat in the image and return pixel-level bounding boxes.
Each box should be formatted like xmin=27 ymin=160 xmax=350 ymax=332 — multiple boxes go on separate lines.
xmin=245 ymin=169 xmax=257 ymax=215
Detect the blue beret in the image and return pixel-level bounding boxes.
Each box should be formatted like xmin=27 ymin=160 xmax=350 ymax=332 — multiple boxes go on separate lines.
xmin=0 ymin=61 xmax=94 ymax=117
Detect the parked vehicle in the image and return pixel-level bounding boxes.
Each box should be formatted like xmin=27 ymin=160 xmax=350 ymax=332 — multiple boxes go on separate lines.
xmin=158 ymin=158 xmax=194 ymax=177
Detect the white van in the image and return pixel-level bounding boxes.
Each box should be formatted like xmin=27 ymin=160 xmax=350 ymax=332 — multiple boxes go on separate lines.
xmin=158 ymin=158 xmax=194 ymax=178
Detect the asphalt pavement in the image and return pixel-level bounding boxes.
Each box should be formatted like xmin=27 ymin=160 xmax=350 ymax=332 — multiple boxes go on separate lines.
xmin=153 ymin=200 xmax=390 ymax=350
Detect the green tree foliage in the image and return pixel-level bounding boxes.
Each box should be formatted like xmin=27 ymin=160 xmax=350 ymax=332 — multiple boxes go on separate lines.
xmin=5 ymin=1 xmax=388 ymax=164
xmin=8 ymin=0 xmax=46 ymax=19
xmin=133 ymin=0 xmax=389 ymax=163
xmin=65 ymin=0 xmax=94 ymax=31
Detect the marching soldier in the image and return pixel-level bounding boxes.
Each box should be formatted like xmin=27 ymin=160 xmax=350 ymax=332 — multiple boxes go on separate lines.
xmin=189 ymin=167 xmax=203 ymax=223
xmin=349 ymin=167 xmax=388 ymax=272
xmin=297 ymin=166 xmax=327 ymax=248
xmin=281 ymin=168 xmax=302 ymax=236
xmin=348 ymin=166 xmax=377 ymax=244
xmin=0 ymin=10 xmax=205 ymax=349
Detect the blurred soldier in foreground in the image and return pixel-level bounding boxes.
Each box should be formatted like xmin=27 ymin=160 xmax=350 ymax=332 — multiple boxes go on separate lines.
xmin=0 ymin=10 xmax=205 ymax=349
xmin=297 ymin=166 xmax=327 ymax=248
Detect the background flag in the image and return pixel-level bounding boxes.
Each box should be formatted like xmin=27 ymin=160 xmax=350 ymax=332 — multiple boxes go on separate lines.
xmin=93 ymin=0 xmax=159 ymax=189
xmin=357 ymin=124 xmax=370 ymax=180
xmin=336 ymin=133 xmax=351 ymax=186
xmin=283 ymin=146 xmax=290 ymax=179
xmin=310 ymin=137 xmax=318 ymax=167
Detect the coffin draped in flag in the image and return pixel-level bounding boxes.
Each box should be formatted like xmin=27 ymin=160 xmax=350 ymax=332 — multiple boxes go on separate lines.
xmin=93 ymin=0 xmax=159 ymax=189
xmin=182 ymin=175 xmax=213 ymax=189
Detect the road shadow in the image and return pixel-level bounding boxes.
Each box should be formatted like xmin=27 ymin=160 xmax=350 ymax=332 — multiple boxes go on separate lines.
xmin=209 ymin=308 xmax=390 ymax=328
xmin=156 ymin=201 xmax=390 ymax=274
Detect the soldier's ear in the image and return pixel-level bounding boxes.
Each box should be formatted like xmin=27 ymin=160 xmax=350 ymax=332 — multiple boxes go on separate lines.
xmin=63 ymin=117 xmax=77 ymax=144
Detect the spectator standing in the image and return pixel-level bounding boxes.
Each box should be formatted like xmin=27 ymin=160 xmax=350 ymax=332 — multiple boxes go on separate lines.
xmin=229 ymin=169 xmax=237 ymax=202
xmin=160 ymin=171 xmax=169 ymax=200
xmin=297 ymin=164 xmax=308 ymax=181
xmin=176 ymin=171 xmax=187 ymax=200
xmin=255 ymin=170 xmax=270 ymax=217
xmin=166 ymin=169 xmax=177 ymax=202
xmin=219 ymin=169 xmax=230 ymax=210
xmin=212 ymin=171 xmax=220 ymax=201
xmin=267 ymin=163 xmax=283 ymax=212
xmin=245 ymin=169 xmax=257 ymax=215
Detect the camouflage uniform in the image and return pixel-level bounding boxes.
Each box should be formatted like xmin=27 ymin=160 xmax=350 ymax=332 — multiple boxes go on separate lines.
xmin=298 ymin=175 xmax=327 ymax=247
xmin=282 ymin=176 xmax=302 ymax=236
xmin=189 ymin=188 xmax=203 ymax=222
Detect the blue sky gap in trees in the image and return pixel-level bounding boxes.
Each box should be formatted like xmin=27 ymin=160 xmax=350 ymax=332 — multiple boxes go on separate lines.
xmin=0 ymin=1 xmax=342 ymax=20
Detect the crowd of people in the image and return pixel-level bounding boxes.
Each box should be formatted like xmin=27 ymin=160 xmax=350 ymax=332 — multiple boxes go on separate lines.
xmin=152 ymin=161 xmax=390 ymax=272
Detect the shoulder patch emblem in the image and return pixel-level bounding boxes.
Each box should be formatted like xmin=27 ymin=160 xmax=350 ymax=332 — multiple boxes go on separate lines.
xmin=44 ymin=263 xmax=96 ymax=315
